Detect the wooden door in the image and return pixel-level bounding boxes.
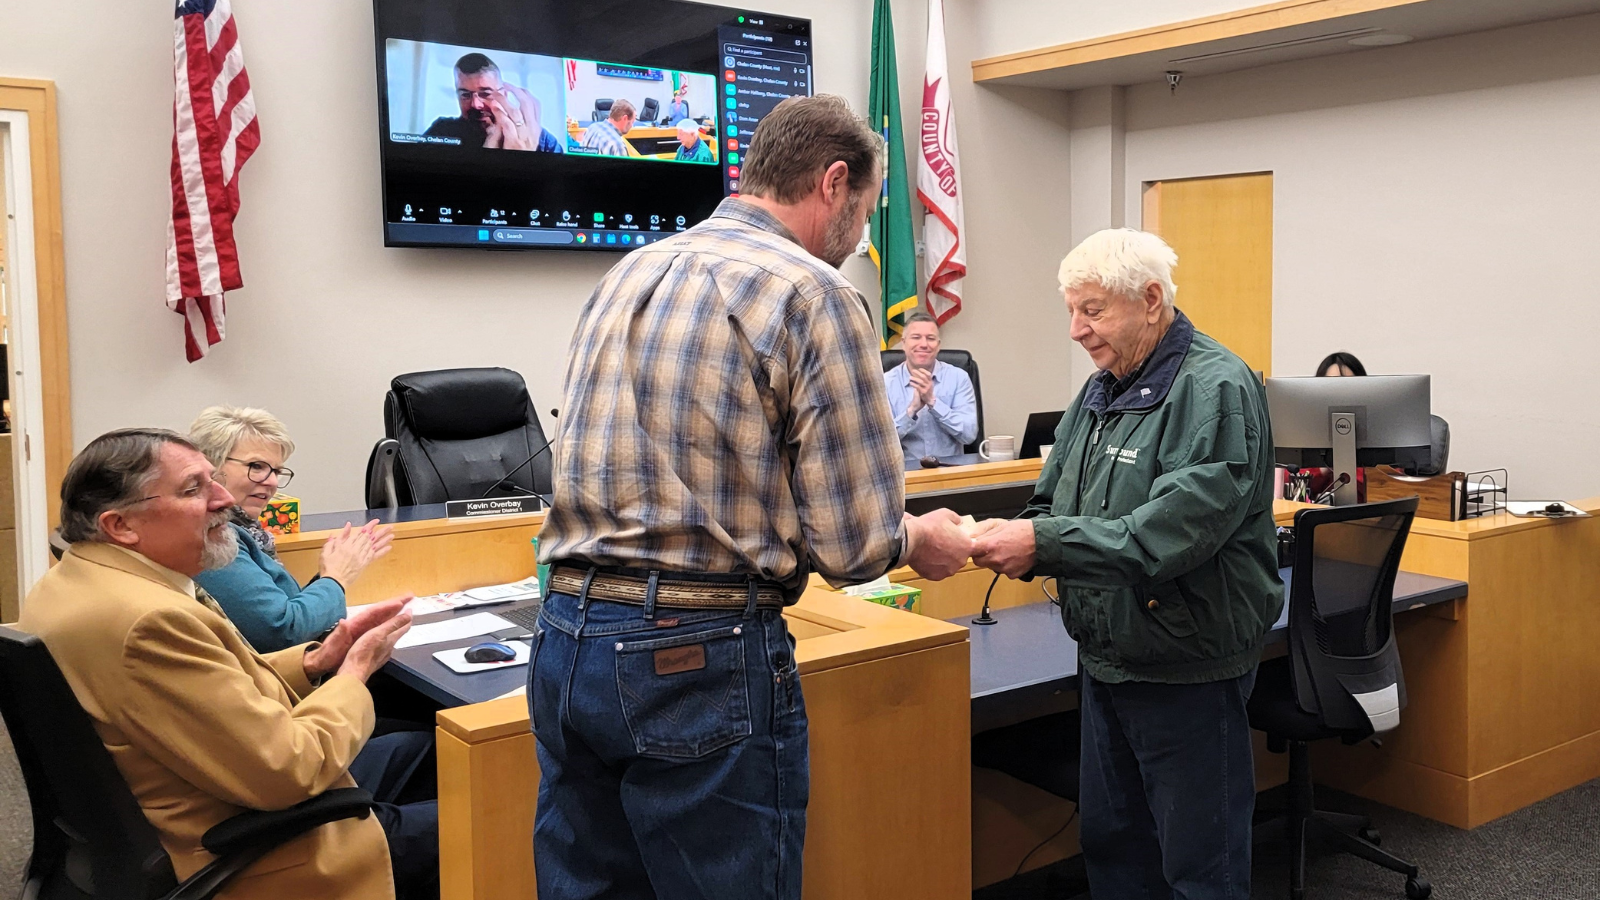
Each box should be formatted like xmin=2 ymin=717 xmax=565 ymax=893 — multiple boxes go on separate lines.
xmin=1142 ymin=173 xmax=1273 ymax=375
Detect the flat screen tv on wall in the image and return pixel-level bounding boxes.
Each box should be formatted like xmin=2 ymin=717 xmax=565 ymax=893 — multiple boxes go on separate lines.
xmin=374 ymin=0 xmax=814 ymax=251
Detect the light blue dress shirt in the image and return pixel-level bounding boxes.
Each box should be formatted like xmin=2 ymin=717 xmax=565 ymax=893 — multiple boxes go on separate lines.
xmin=884 ymin=360 xmax=978 ymax=459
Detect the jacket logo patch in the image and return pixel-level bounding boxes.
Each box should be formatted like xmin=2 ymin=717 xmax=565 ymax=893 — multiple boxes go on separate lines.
xmin=1104 ymin=445 xmax=1141 ymax=465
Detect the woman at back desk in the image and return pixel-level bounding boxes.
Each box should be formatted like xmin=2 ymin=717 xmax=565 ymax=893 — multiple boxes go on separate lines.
xmin=1297 ymin=352 xmax=1451 ymax=502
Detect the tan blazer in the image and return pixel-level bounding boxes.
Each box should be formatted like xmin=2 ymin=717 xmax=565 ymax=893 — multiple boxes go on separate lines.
xmin=18 ymin=542 xmax=394 ymax=900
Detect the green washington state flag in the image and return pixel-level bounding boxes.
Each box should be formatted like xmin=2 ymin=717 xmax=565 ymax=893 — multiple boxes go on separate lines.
xmin=869 ymin=0 xmax=919 ymax=348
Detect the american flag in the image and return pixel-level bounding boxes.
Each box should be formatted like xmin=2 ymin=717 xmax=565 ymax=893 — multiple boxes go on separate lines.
xmin=165 ymin=0 xmax=259 ymax=362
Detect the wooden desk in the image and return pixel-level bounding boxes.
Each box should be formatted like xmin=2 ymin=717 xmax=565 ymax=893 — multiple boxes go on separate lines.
xmin=274 ymin=464 xmax=1018 ymax=900
xmin=1275 ymin=496 xmax=1600 ymax=828
xmin=435 ymin=590 xmax=970 ymax=900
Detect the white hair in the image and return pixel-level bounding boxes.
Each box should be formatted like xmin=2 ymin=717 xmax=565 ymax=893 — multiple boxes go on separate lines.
xmin=1057 ymin=228 xmax=1178 ymax=310
xmin=675 ymin=118 xmax=700 ymax=136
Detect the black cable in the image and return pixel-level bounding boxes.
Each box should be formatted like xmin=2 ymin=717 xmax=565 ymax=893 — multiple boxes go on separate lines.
xmin=1013 ymin=807 xmax=1078 ymax=879
xmin=972 ymin=571 xmax=1001 ymax=625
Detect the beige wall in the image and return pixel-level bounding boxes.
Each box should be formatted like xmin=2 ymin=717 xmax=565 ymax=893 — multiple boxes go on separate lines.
xmin=0 ymin=0 xmax=1077 ymax=512
xmin=1117 ymin=14 xmax=1600 ymax=499
xmin=969 ymin=0 xmax=1259 ymax=58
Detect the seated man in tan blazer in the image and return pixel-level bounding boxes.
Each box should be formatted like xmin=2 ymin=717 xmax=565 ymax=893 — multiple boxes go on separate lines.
xmin=20 ymin=428 xmax=434 ymax=899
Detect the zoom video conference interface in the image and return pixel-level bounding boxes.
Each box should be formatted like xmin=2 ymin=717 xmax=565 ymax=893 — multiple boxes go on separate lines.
xmin=375 ymin=0 xmax=814 ymax=251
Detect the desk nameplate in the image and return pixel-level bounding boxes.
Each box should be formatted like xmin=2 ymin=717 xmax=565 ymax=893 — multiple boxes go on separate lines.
xmin=445 ymin=496 xmax=544 ymax=519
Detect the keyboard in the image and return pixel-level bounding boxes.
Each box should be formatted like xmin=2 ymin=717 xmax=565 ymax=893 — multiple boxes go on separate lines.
xmin=497 ymin=602 xmax=543 ymax=633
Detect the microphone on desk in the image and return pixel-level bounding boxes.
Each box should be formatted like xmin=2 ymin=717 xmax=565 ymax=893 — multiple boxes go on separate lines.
xmin=480 ymin=438 xmax=555 ymax=504
xmin=479 ymin=408 xmax=560 ymax=503
xmin=972 ymin=575 xmax=1000 ymax=626
xmin=971 ymin=508 xmax=1037 ymax=626
xmin=1311 ymin=471 xmax=1350 ymax=505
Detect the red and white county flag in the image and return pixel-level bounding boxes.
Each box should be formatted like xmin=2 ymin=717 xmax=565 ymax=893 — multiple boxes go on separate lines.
xmin=166 ymin=0 xmax=259 ymax=362
xmin=916 ymin=0 xmax=966 ymax=324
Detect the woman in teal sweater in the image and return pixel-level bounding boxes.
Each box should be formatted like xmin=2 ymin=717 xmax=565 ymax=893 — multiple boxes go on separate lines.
xmin=190 ymin=406 xmax=393 ymax=652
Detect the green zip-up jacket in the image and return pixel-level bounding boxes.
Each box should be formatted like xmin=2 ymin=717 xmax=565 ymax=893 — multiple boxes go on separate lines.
xmin=1025 ymin=310 xmax=1282 ymax=685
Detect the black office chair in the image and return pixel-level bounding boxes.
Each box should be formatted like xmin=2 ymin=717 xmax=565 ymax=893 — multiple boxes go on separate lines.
xmin=591 ymin=98 xmax=613 ymax=124
xmin=879 ymin=349 xmax=985 ymax=454
xmin=364 ymin=367 xmax=553 ymax=508
xmin=0 ymin=626 xmax=375 ymax=900
xmin=1248 ymin=498 xmax=1431 ymax=900
xmin=639 ymin=97 xmax=659 ymax=123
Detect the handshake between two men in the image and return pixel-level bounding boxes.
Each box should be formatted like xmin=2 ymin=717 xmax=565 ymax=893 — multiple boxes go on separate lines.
xmin=901 ymin=510 xmax=1040 ymax=581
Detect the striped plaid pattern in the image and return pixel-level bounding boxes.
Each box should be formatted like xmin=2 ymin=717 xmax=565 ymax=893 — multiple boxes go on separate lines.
xmin=539 ymin=198 xmax=908 ymax=600
xmin=580 ymin=120 xmax=631 ymax=157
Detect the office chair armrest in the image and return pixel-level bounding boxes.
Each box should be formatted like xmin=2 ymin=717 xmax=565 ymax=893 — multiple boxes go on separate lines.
xmin=200 ymin=787 xmax=374 ymax=858
xmin=163 ymin=789 xmax=374 ymax=900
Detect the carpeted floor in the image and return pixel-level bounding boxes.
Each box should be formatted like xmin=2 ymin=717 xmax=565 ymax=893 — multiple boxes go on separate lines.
xmin=977 ymin=778 xmax=1600 ymax=900
xmin=0 ymin=721 xmax=31 ymax=897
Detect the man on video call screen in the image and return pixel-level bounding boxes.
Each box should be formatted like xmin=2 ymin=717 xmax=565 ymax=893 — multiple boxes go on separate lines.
xmin=424 ymin=52 xmax=565 ymax=152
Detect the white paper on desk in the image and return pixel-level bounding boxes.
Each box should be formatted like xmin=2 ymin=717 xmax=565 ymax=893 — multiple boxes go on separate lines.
xmin=395 ymin=612 xmax=515 ymax=649
xmin=459 ymin=577 xmax=541 ymax=606
xmin=405 ymin=594 xmax=464 ymax=616
xmin=1505 ymin=501 xmax=1591 ymax=519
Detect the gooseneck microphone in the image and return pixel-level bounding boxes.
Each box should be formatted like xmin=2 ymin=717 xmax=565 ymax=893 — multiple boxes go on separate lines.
xmin=972 ymin=574 xmax=1000 ymax=625
xmin=480 ymin=409 xmax=561 ymax=503
xmin=972 ymin=507 xmax=1038 ymax=626
xmin=480 ymin=439 xmax=554 ymax=501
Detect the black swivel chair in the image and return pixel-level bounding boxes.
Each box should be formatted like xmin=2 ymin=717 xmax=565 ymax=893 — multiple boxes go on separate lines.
xmin=879 ymin=349 xmax=985 ymax=454
xmin=364 ymin=367 xmax=553 ymax=508
xmin=1249 ymin=498 xmax=1431 ymax=900
xmin=0 ymin=626 xmax=374 ymax=900
xmin=639 ymin=97 xmax=659 ymax=123
xmin=591 ymin=98 xmax=613 ymax=124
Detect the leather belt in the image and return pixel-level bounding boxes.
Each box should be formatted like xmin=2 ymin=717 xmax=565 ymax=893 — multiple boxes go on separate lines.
xmin=549 ymin=565 xmax=786 ymax=611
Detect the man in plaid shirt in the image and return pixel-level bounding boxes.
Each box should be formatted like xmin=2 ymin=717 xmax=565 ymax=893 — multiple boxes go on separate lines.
xmin=579 ymin=98 xmax=637 ymax=157
xmin=530 ymin=96 xmax=971 ymax=900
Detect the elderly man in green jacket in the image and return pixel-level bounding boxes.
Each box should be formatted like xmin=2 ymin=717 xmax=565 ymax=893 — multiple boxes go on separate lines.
xmin=972 ymin=228 xmax=1282 ymax=900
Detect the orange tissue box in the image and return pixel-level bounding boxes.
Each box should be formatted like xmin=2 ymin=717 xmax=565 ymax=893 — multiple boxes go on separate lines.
xmin=259 ymin=495 xmax=301 ymax=535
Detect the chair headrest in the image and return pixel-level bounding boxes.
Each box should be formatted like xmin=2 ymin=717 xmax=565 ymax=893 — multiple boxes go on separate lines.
xmin=391 ymin=368 xmax=531 ymax=440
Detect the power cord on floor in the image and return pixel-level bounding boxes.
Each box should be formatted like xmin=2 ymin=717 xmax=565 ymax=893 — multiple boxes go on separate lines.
xmin=1013 ymin=807 xmax=1079 ymax=879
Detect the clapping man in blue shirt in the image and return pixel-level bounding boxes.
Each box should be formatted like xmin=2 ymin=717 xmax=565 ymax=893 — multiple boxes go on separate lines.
xmin=885 ymin=309 xmax=978 ymax=459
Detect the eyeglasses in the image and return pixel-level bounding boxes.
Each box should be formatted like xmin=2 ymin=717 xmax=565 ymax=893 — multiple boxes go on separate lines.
xmin=133 ymin=481 xmax=215 ymax=504
xmin=458 ymin=88 xmax=501 ymax=103
xmin=226 ymin=457 xmax=295 ymax=488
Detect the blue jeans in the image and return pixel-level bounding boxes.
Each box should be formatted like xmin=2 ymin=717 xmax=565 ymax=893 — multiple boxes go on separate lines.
xmin=1079 ymin=669 xmax=1258 ymax=900
xmin=527 ymin=589 xmax=808 ymax=900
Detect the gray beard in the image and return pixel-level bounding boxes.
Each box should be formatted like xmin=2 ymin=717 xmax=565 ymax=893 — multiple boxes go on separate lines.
xmin=200 ymin=519 xmax=239 ymax=571
xmin=819 ymin=198 xmax=862 ymax=269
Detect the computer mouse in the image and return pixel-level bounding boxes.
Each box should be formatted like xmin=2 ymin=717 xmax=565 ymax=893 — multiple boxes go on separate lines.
xmin=464 ymin=642 xmax=517 ymax=664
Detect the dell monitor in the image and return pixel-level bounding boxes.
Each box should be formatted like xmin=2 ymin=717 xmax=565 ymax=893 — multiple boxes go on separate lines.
xmin=374 ymin=0 xmax=814 ymax=251
xmin=1266 ymin=375 xmax=1431 ymax=506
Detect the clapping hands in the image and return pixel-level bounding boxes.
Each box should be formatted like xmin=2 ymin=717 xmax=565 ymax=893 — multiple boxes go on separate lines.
xmin=318 ymin=519 xmax=394 ymax=588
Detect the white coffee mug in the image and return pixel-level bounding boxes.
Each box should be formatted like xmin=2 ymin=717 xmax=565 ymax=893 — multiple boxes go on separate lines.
xmin=1038 ymin=443 xmax=1054 ymax=461
xmin=978 ymin=435 xmax=1017 ymax=461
